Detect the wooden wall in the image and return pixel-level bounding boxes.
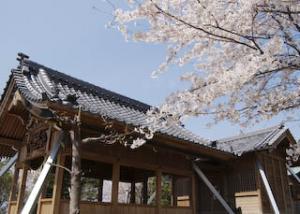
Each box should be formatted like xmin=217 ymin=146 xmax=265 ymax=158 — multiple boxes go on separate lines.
xmin=196 ymin=154 xmax=258 ymax=214
xmin=258 ymin=148 xmax=293 ymax=214
xmin=196 ymin=170 xmax=226 ymax=213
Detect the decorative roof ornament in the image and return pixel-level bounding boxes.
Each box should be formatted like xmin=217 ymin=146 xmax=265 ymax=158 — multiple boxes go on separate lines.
xmin=17 ymin=52 xmax=29 ymax=62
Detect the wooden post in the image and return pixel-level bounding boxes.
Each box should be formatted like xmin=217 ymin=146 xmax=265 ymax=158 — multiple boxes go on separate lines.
xmin=16 ymin=167 xmax=28 ymax=213
xmin=130 ymin=180 xmax=136 ymax=203
xmin=256 ymin=160 xmax=280 ymax=214
xmin=98 ymin=179 xmax=103 ymax=202
xmin=8 ymin=168 xmax=20 ymax=214
xmin=142 ymin=178 xmax=148 ymax=204
xmin=192 ymin=163 xmax=235 ymax=214
xmin=172 ymin=176 xmax=177 ymax=206
xmin=52 ymin=153 xmax=66 ymax=214
xmin=112 ymin=162 xmax=120 ymax=212
xmin=192 ymin=174 xmax=197 ymax=214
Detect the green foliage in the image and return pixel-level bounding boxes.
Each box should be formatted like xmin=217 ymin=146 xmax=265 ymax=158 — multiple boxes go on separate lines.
xmin=147 ymin=177 xmax=156 ymax=205
xmin=80 ymin=177 xmax=100 ymax=202
xmin=161 ymin=175 xmax=172 ymax=206
xmin=0 ymin=161 xmax=13 ymax=214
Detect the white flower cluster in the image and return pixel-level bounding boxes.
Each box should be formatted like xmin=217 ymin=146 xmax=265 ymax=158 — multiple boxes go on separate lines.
xmin=114 ymin=0 xmax=300 ymax=125
xmin=286 ymin=143 xmax=300 ymax=165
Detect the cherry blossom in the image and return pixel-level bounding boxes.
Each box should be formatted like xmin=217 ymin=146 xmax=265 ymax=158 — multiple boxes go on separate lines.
xmin=114 ymin=0 xmax=300 ymax=126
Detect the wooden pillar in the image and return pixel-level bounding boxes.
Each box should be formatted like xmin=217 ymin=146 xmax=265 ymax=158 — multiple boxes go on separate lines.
xmin=156 ymin=170 xmax=161 ymax=214
xmin=98 ymin=179 xmax=103 ymax=202
xmin=52 ymin=154 xmax=66 ymax=214
xmin=8 ymin=167 xmax=20 ymax=214
xmin=112 ymin=162 xmax=120 ymax=212
xmin=16 ymin=167 xmax=28 ymax=213
xmin=142 ymin=178 xmax=148 ymax=204
xmin=172 ymin=176 xmax=176 ymax=206
xmin=130 ymin=180 xmax=136 ymax=203
xmin=192 ymin=174 xmax=197 ymax=214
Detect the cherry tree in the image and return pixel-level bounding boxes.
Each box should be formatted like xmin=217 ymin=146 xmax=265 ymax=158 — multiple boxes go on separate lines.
xmin=113 ymin=0 xmax=300 ymax=126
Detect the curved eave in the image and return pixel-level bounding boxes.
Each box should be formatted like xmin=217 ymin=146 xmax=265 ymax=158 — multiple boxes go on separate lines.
xmin=0 ymin=76 xmax=26 ymax=158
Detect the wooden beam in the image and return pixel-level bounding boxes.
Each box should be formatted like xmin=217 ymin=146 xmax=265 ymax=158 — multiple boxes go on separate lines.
xmin=192 ymin=163 xmax=235 ymax=214
xmin=256 ymin=160 xmax=280 ymax=214
xmin=0 ymin=153 xmax=18 ymax=176
xmin=0 ymin=137 xmax=22 ymax=149
xmin=21 ymin=131 xmax=64 ymax=214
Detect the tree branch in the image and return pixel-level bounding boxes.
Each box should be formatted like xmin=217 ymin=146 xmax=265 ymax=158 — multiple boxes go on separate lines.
xmin=50 ymin=163 xmax=72 ymax=174
xmin=150 ymin=0 xmax=259 ymax=51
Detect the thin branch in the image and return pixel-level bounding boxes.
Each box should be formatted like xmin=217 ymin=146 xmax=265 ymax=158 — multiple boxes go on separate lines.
xmin=82 ymin=133 xmax=119 ymax=144
xmin=286 ymin=6 xmax=300 ymax=32
xmin=150 ymin=0 xmax=258 ymax=51
xmin=49 ymin=163 xmax=72 ymax=174
xmin=251 ymin=11 xmax=264 ymax=54
xmin=255 ymin=64 xmax=300 ymax=77
xmin=82 ymin=128 xmax=135 ymax=144
xmin=259 ymin=9 xmax=300 ymax=15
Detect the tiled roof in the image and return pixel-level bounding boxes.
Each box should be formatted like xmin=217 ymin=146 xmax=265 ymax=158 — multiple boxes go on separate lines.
xmin=2 ymin=55 xmax=293 ymax=157
xmin=9 ymin=57 xmax=215 ymax=149
xmin=216 ymin=125 xmax=288 ymax=155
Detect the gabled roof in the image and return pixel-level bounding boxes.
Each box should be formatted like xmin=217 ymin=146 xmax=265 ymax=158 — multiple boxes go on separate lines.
xmin=1 ymin=55 xmax=228 ymax=153
xmin=2 ymin=54 xmax=295 ymax=159
xmin=215 ymin=125 xmax=291 ymax=155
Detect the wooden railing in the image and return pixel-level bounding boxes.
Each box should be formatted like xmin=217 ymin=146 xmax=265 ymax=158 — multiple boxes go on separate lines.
xmin=8 ymin=199 xmax=193 ymax=214
xmin=58 ymin=200 xmax=192 ymax=214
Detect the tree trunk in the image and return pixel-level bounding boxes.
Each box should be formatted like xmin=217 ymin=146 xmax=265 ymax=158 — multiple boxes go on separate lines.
xmin=69 ymin=128 xmax=81 ymax=214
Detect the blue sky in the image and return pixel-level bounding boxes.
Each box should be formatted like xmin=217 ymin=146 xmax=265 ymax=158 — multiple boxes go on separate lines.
xmin=0 ymin=0 xmax=299 ymax=141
